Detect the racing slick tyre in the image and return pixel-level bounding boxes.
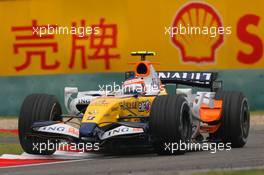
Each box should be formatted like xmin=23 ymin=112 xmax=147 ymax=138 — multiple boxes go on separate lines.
xmin=18 ymin=94 xmax=62 ymax=155
xmin=149 ymin=95 xmax=192 ymax=155
xmin=212 ymin=91 xmax=250 ymax=148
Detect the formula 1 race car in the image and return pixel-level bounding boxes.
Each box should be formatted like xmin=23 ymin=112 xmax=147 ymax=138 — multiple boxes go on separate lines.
xmin=18 ymin=51 xmax=250 ymax=155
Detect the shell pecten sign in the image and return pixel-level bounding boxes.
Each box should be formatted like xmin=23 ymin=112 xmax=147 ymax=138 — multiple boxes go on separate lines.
xmin=165 ymin=1 xmax=263 ymax=70
xmin=171 ymin=2 xmax=226 ymax=63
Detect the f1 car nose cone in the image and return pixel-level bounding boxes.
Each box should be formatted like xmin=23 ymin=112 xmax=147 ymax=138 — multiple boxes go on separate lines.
xmin=79 ymin=123 xmax=97 ymax=137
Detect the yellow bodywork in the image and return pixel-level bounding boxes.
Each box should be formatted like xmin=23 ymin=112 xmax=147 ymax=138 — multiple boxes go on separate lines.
xmin=82 ymin=96 xmax=156 ymax=126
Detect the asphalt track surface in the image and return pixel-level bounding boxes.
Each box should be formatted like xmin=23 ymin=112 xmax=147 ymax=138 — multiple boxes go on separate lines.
xmin=1 ymin=127 xmax=263 ymax=175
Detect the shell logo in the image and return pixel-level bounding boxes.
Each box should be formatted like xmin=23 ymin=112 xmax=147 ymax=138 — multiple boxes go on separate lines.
xmin=171 ymin=2 xmax=224 ymax=63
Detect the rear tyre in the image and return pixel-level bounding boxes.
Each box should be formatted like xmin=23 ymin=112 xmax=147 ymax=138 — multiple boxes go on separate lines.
xmin=149 ymin=95 xmax=192 ymax=155
xmin=212 ymin=91 xmax=250 ymax=147
xmin=18 ymin=94 xmax=62 ymax=155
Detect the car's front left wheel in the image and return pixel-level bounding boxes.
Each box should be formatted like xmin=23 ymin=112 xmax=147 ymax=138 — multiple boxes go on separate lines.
xmin=18 ymin=94 xmax=62 ymax=155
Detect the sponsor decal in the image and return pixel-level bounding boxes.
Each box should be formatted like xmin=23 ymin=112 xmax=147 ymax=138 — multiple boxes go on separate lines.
xmin=158 ymin=72 xmax=212 ymax=82
xmin=35 ymin=123 xmax=79 ymax=138
xmin=68 ymin=127 xmax=79 ymax=136
xmin=120 ymin=100 xmax=151 ymax=112
xmin=171 ymin=2 xmax=224 ymax=63
xmin=77 ymin=98 xmax=91 ymax=104
xmin=90 ymin=99 xmax=109 ymax=106
xmin=38 ymin=125 xmax=66 ymax=132
xmin=100 ymin=126 xmax=144 ymax=140
xmin=88 ymin=109 xmax=98 ymax=115
xmin=138 ymin=100 xmax=151 ymax=112
xmin=120 ymin=101 xmax=137 ymax=110
xmin=87 ymin=116 xmax=95 ymax=120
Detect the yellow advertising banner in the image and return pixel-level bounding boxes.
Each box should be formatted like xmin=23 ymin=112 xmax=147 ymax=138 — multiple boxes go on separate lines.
xmin=0 ymin=0 xmax=263 ymax=76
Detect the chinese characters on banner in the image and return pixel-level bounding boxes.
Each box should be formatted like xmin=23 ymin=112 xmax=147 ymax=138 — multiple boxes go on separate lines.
xmin=12 ymin=20 xmax=59 ymax=71
xmin=11 ymin=18 xmax=120 ymax=72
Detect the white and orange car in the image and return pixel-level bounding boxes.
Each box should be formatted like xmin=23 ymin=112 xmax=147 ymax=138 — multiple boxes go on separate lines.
xmin=18 ymin=51 xmax=250 ymax=155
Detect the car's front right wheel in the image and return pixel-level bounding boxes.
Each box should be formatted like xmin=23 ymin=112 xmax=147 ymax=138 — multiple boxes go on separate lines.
xmin=149 ymin=95 xmax=192 ymax=155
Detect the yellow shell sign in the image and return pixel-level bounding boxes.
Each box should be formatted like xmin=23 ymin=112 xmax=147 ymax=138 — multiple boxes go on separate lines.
xmin=170 ymin=2 xmax=226 ymax=63
xmin=0 ymin=0 xmax=263 ymax=76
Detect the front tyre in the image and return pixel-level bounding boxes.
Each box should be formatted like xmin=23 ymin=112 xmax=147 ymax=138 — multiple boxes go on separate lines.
xmin=149 ymin=95 xmax=192 ymax=155
xmin=18 ymin=94 xmax=62 ymax=155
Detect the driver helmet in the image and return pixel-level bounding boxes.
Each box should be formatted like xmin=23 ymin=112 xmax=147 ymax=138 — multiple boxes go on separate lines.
xmin=122 ymin=78 xmax=146 ymax=95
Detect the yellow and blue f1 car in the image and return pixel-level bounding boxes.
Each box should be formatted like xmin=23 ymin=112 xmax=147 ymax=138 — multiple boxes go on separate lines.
xmin=18 ymin=51 xmax=250 ymax=155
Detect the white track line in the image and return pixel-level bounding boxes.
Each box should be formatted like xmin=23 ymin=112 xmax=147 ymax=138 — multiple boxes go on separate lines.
xmin=0 ymin=151 xmax=113 ymax=169
xmin=0 ymin=158 xmax=96 ymax=169
xmin=0 ymin=151 xmax=103 ymax=160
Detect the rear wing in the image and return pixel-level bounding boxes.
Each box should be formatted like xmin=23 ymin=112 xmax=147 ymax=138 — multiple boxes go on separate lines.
xmin=125 ymin=71 xmax=222 ymax=91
